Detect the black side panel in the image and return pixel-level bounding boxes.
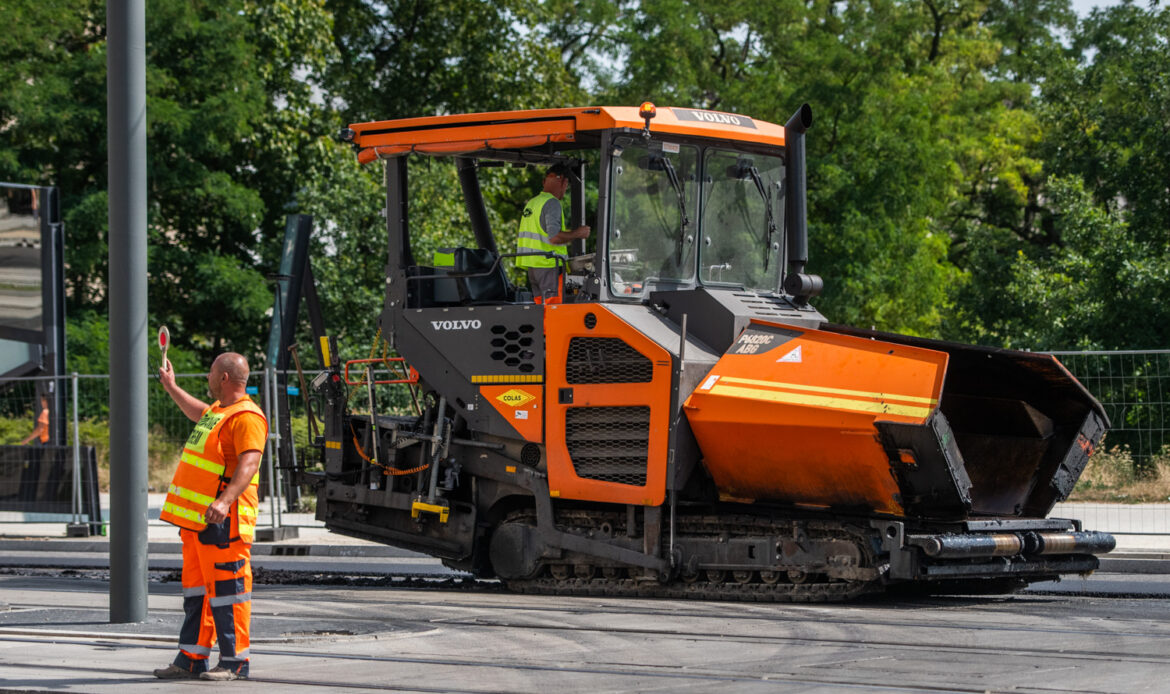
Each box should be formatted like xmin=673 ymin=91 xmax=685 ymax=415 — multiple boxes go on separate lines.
xmin=1041 ymin=410 xmax=1108 ymax=509
xmin=325 ymin=497 xmax=476 ymax=561
xmin=649 ymin=288 xmax=823 ymax=354
xmin=397 ymin=306 xmax=543 ymax=432
xmin=877 ymin=412 xmax=973 ymax=519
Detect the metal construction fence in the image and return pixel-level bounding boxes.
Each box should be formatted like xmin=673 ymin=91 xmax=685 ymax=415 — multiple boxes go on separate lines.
xmin=1047 ymin=350 xmax=1170 ymax=472
xmin=0 ymin=370 xmax=320 ymax=529
xmin=1047 ymin=350 xmax=1170 ymax=535
xmin=0 ymin=349 xmax=1166 ymax=535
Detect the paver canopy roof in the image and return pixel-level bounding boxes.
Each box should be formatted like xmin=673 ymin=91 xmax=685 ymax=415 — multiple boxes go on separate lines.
xmin=347 ymin=106 xmax=787 ymax=163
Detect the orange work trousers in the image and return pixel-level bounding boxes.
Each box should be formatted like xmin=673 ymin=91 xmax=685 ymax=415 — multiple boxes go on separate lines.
xmin=172 ymin=525 xmax=252 ymax=676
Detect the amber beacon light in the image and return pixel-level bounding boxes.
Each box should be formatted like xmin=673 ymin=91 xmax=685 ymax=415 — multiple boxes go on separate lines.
xmin=639 ymin=101 xmax=656 ymax=137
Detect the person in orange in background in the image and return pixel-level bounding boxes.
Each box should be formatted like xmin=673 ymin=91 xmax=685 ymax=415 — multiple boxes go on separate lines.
xmin=18 ymin=394 xmax=50 ymax=503
xmin=19 ymin=394 xmax=49 ymax=446
xmin=153 ymin=353 xmax=267 ymax=681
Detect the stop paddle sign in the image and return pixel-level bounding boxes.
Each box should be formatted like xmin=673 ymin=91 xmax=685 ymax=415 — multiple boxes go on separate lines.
xmin=158 ymin=326 xmax=170 ymax=371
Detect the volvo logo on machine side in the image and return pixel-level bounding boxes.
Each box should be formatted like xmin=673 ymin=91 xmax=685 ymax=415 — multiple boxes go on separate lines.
xmin=673 ymin=108 xmax=757 ymax=129
xmin=431 ymin=319 xmax=482 ymax=330
xmin=496 ymin=389 xmax=536 ymax=408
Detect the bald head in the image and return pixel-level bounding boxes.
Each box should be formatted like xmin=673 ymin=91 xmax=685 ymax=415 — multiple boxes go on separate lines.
xmin=213 ymin=352 xmax=250 ymax=384
xmin=208 ymin=352 xmax=250 ymax=402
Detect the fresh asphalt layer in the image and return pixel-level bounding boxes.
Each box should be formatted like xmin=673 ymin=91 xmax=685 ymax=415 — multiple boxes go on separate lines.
xmin=1 ymin=572 xmax=1169 ymax=693
xmin=1 ymin=501 xmax=1168 ymax=693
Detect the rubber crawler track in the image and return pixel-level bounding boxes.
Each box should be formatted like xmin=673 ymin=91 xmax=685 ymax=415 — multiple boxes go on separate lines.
xmin=503 ymin=509 xmax=883 ymax=602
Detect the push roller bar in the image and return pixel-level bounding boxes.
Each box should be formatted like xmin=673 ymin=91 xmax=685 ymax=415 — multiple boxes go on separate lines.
xmin=908 ymin=531 xmax=1116 ymax=559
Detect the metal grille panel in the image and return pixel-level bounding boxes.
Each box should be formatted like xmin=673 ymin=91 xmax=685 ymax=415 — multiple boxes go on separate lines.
xmin=566 ymin=337 xmax=652 ymax=384
xmin=565 ymin=406 xmax=649 ymax=485
xmin=489 ymin=323 xmax=538 ymax=372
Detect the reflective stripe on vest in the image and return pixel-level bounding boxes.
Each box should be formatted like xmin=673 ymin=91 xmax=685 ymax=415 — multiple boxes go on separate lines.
xmin=237 ymin=499 xmax=258 ymax=542
xmin=516 ymin=192 xmax=567 ymax=269
xmin=162 ymin=501 xmax=205 ymax=526
xmin=168 ymin=483 xmax=216 ymax=508
xmin=180 ymin=450 xmax=226 ymax=476
xmin=159 ymin=397 xmax=267 ymax=534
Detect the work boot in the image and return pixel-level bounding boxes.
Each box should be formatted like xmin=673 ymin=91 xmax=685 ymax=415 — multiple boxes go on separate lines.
xmin=200 ymin=665 xmax=248 ymax=681
xmin=153 ymin=663 xmax=201 ymax=679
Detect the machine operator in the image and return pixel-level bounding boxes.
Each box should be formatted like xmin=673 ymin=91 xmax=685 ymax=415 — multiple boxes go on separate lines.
xmin=154 ymin=353 xmax=266 ymax=681
xmin=516 ymin=162 xmax=590 ymax=300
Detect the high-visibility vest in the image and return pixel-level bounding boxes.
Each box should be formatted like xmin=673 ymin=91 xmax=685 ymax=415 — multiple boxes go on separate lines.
xmin=159 ymin=398 xmax=266 ymax=543
xmin=516 ymin=192 xmax=567 ymax=269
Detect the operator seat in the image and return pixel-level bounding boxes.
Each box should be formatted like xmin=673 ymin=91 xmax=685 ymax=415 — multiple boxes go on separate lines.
xmin=452 ymin=247 xmax=513 ymax=304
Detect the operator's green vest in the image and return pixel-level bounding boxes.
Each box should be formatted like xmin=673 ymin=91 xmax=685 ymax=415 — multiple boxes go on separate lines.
xmin=516 ymin=192 xmax=567 ymax=269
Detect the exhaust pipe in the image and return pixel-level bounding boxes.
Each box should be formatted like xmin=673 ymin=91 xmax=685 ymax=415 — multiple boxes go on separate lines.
xmin=783 ymin=104 xmax=822 ymax=305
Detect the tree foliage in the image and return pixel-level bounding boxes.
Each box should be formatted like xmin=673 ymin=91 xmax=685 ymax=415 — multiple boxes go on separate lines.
xmin=951 ymin=2 xmax=1170 ymax=349
xmin=324 ymin=0 xmax=584 ymax=122
xmin=0 ymin=0 xmax=1165 ymax=368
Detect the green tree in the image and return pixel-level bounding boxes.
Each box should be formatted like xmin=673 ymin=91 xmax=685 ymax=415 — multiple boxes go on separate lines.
xmin=303 ymin=0 xmax=592 ymax=361
xmin=981 ymin=0 xmax=1077 ymax=83
xmin=951 ymin=2 xmax=1170 ymax=349
xmin=1039 ymin=3 xmax=1170 ymax=247
xmin=958 ymin=176 xmax=1170 ymax=349
xmin=324 ymin=0 xmax=583 ymax=123
xmin=6 ymin=0 xmax=1165 ymax=370
xmin=592 ymin=0 xmax=1057 ymax=336
xmin=0 ymin=0 xmax=108 ymax=308
xmin=145 ymin=1 xmax=351 ymax=360
xmin=0 ymin=0 xmax=341 ymax=366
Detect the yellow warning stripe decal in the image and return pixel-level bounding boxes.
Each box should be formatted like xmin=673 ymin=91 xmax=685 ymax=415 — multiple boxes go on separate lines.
xmin=709 ymin=384 xmax=933 ymax=419
xmin=718 ymin=375 xmax=938 ymax=406
xmin=471 ymin=375 xmax=544 ymax=384
xmin=320 ymin=336 xmax=332 ymax=368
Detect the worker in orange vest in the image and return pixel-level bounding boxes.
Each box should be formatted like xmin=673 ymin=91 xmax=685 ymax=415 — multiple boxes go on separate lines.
xmin=153 ymin=353 xmax=267 ymax=681
xmin=19 ymin=394 xmax=50 ymax=446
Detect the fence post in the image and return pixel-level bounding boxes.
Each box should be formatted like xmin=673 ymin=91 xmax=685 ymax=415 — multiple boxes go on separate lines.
xmin=71 ymin=373 xmax=81 ymax=526
xmin=270 ymin=366 xmax=284 ymax=529
xmin=264 ymin=368 xmax=277 ymax=529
